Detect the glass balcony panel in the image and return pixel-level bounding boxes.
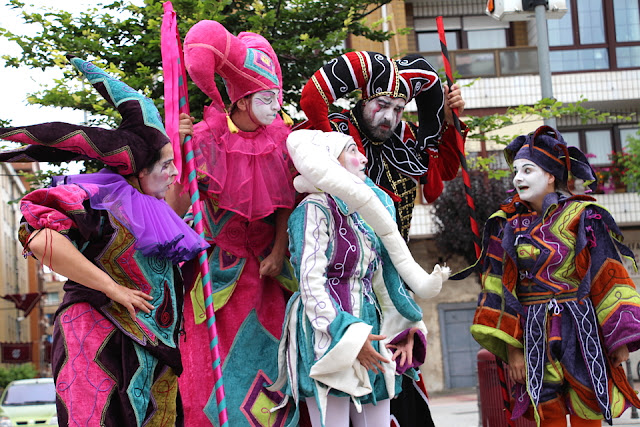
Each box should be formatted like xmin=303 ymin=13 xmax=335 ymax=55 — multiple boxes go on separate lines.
xmin=454 ymin=52 xmax=496 ymax=77
xmin=499 ymin=50 xmax=539 ymax=75
xmin=423 ymin=54 xmax=444 ymax=72
xmin=549 ymin=48 xmax=609 ymax=72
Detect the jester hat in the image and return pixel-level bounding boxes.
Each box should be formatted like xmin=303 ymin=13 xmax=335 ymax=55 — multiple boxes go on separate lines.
xmin=504 ymin=125 xmax=598 ymax=192
xmin=0 ymin=56 xmax=169 ymax=175
xmin=300 ymin=51 xmax=442 ymax=133
xmin=183 ymin=20 xmax=283 ymax=110
xmin=0 ymin=55 xmax=169 ymax=175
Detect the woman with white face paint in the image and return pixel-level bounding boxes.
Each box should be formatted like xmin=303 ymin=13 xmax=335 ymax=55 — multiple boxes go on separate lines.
xmin=269 ymin=130 xmax=448 ymax=427
xmin=454 ymin=126 xmax=640 ymax=427
xmin=0 ymin=56 xmax=208 ymax=426
xmin=167 ymin=20 xmax=298 ymax=426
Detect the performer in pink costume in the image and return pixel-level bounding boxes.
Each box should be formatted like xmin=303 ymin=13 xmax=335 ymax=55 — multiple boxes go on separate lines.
xmin=170 ymin=20 xmax=297 ymax=426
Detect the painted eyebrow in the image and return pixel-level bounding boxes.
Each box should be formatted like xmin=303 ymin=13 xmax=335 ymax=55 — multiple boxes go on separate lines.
xmin=517 ymin=163 xmax=537 ymax=169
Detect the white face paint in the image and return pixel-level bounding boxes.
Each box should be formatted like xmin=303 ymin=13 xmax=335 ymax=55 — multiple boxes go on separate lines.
xmin=249 ymin=89 xmax=281 ymax=126
xmin=512 ymin=158 xmax=555 ymax=213
xmin=138 ymin=144 xmax=178 ymax=199
xmin=361 ymin=95 xmax=406 ymax=141
xmin=338 ymin=141 xmax=368 ymax=181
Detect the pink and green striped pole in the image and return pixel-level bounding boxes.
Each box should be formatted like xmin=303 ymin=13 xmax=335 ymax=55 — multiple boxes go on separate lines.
xmin=161 ymin=3 xmax=228 ymax=426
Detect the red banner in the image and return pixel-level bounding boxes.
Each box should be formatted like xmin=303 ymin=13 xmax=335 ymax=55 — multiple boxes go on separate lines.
xmin=1 ymin=343 xmax=32 ymax=363
xmin=1 ymin=292 xmax=44 ymax=317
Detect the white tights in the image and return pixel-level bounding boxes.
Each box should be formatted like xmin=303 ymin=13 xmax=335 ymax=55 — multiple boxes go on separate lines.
xmin=305 ymin=395 xmax=391 ymax=427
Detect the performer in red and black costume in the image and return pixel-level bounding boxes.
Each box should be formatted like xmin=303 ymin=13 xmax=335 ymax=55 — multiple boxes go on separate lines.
xmin=297 ymin=50 xmax=467 ymax=241
xmin=297 ymin=50 xmax=467 ymax=426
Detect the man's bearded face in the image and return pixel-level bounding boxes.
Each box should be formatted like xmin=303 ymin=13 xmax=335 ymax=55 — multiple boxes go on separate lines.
xmin=361 ymin=95 xmax=406 ymax=141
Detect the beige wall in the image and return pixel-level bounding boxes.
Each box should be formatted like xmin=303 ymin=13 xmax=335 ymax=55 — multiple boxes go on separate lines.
xmin=348 ymin=0 xmax=410 ymax=58
xmin=409 ymin=238 xmax=480 ymax=392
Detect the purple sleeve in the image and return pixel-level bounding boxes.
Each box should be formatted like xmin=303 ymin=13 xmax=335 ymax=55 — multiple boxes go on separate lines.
xmin=390 ymin=329 xmax=427 ymax=374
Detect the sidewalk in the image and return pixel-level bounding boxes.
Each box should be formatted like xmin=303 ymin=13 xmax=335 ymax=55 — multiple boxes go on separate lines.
xmin=430 ymin=388 xmax=479 ymax=427
xmin=429 ymin=387 xmax=640 ymax=426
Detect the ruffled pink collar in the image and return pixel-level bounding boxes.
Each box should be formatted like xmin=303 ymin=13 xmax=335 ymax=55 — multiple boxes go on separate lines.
xmin=191 ymin=107 xmax=295 ymax=221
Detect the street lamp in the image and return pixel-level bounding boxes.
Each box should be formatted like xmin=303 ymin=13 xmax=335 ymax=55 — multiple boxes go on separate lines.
xmin=486 ymin=0 xmax=568 ymax=128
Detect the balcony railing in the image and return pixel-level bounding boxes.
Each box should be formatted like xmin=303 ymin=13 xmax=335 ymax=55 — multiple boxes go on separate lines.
xmin=419 ymin=47 xmax=539 ymax=79
xmin=409 ymin=191 xmax=640 ymax=239
xmin=591 ymin=192 xmax=640 ymax=226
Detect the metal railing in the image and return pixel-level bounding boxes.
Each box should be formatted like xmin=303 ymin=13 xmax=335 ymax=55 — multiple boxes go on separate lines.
xmin=409 ymin=191 xmax=640 ymax=239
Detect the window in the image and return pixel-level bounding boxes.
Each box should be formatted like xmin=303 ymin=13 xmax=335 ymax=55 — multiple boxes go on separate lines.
xmin=415 ymin=16 xmax=508 ymax=51
xmin=561 ymin=126 xmax=636 ymax=165
xmin=621 ymin=127 xmax=640 ymax=150
xmin=45 ymin=292 xmax=60 ymax=305
xmin=561 ymin=129 xmax=611 ymax=166
xmin=548 ymin=0 xmax=640 ymax=71
xmin=585 ymin=130 xmax=613 ymax=166
xmin=614 ymin=0 xmax=640 ymax=42
xmin=415 ymin=15 xmax=509 ymax=78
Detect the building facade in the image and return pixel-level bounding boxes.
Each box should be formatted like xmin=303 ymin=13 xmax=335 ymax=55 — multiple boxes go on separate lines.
xmin=348 ymin=0 xmax=640 ymax=392
xmin=0 ymin=163 xmax=32 ymax=363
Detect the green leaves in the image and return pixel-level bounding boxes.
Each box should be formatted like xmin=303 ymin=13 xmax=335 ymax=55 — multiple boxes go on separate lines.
xmin=2 ymin=0 xmax=393 ymax=122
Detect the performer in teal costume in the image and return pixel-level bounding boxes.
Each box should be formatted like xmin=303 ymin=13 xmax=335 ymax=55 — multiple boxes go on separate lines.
xmin=269 ymin=130 xmax=449 ymax=427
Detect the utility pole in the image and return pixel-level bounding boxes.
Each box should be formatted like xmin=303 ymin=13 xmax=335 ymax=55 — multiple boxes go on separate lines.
xmin=532 ymin=0 xmax=557 ymax=128
xmin=488 ymin=0 xmax=567 ymax=128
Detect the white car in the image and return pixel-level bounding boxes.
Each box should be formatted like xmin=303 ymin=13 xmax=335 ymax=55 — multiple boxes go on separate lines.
xmin=0 ymin=378 xmax=57 ymax=426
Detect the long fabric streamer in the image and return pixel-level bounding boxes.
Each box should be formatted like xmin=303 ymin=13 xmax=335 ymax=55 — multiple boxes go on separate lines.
xmin=435 ymin=15 xmax=514 ymax=427
xmin=161 ymin=3 xmax=229 ymax=426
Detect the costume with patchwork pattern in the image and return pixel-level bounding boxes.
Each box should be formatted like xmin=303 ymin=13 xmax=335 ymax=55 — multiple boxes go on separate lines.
xmin=4 ymin=56 xmax=208 ymax=426
xmin=467 ymin=192 xmax=640 ymax=424
xmin=20 ymin=171 xmax=203 ymax=426
xmin=455 ymin=127 xmax=640 ymax=425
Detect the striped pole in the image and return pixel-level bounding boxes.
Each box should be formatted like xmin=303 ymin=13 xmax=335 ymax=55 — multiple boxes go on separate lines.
xmin=161 ymin=3 xmax=228 ymax=426
xmin=436 ymin=16 xmax=481 ymax=257
xmin=436 ymin=16 xmax=514 ymax=427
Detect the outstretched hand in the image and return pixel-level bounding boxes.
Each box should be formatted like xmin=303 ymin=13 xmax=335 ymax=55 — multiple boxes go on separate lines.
xmin=358 ymin=333 xmax=390 ymax=374
xmin=386 ymin=327 xmax=420 ymax=368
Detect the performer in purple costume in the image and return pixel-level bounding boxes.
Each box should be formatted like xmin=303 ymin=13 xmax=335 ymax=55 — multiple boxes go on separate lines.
xmin=454 ymin=126 xmax=640 ymax=427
